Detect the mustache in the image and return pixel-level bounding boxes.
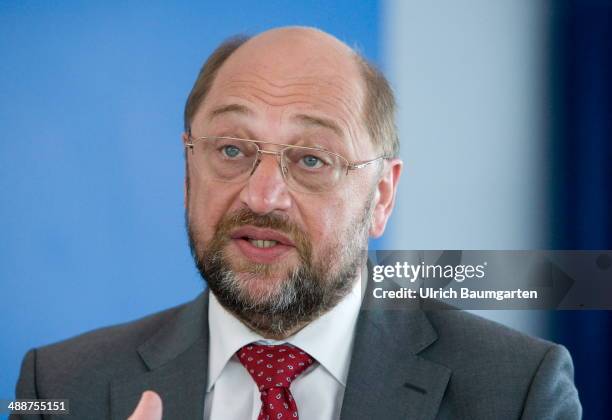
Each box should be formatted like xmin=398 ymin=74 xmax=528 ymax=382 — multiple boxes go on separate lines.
xmin=218 ymin=208 xmax=299 ymax=233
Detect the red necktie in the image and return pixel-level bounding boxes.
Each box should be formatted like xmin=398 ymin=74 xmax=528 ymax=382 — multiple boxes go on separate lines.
xmin=237 ymin=343 xmax=315 ymax=420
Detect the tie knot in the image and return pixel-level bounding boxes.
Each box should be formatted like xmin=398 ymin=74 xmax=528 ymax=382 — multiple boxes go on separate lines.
xmin=237 ymin=344 xmax=315 ymax=391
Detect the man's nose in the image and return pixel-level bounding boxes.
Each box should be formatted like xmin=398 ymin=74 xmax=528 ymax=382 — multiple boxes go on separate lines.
xmin=239 ymin=153 xmax=291 ymax=214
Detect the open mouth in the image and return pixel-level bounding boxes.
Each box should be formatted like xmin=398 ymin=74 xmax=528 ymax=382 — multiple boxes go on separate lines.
xmin=230 ymin=226 xmax=296 ymax=263
xmin=230 ymin=226 xmax=295 ymax=246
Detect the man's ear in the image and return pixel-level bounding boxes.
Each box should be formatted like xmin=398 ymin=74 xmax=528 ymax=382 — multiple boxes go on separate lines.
xmin=369 ymin=158 xmax=403 ymax=238
xmin=181 ymin=131 xmax=190 ymax=145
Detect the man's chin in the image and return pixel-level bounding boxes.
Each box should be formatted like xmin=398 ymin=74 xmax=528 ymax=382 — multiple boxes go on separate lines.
xmin=228 ymin=268 xmax=291 ymax=297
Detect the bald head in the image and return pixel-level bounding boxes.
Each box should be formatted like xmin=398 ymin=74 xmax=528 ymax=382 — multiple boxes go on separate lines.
xmin=184 ymin=26 xmax=398 ymax=157
xmin=242 ymin=26 xmax=355 ymax=58
xmin=222 ymin=28 xmax=360 ymax=97
xmin=233 ymin=27 xmax=357 ymax=73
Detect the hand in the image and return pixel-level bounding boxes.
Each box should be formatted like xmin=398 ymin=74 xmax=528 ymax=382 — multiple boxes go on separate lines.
xmin=127 ymin=390 xmax=163 ymax=420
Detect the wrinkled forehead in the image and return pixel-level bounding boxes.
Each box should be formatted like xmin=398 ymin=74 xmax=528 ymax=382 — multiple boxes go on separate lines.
xmin=196 ymin=29 xmax=368 ymax=154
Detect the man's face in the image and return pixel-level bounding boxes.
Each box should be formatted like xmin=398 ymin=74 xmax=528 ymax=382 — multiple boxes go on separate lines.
xmin=184 ymin=29 xmax=397 ymax=337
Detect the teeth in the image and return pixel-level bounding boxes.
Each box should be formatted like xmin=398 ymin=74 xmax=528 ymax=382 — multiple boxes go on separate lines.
xmin=248 ymin=239 xmax=278 ymax=248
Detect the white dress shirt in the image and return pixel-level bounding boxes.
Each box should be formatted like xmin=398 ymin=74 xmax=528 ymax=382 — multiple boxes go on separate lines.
xmin=203 ymin=278 xmax=363 ymax=420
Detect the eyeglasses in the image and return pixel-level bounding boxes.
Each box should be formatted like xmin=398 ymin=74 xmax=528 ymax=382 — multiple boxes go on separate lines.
xmin=185 ymin=135 xmax=387 ymax=194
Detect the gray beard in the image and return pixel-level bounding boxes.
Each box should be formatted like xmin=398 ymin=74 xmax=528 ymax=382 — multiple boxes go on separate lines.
xmin=186 ymin=196 xmax=373 ymax=337
xmin=199 ymin=244 xmax=360 ymax=337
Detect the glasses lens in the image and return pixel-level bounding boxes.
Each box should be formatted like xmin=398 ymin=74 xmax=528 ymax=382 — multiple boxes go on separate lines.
xmin=191 ymin=137 xmax=258 ymax=182
xmin=282 ymin=146 xmax=345 ymax=193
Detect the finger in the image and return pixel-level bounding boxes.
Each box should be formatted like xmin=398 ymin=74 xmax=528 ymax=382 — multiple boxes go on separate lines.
xmin=127 ymin=390 xmax=163 ymax=420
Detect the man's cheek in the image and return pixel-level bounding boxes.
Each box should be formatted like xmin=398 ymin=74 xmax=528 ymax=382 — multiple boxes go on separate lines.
xmin=307 ymin=213 xmax=337 ymax=252
xmin=319 ymin=200 xmax=350 ymax=230
xmin=190 ymin=192 xmax=229 ymax=228
xmin=187 ymin=206 xmax=217 ymax=245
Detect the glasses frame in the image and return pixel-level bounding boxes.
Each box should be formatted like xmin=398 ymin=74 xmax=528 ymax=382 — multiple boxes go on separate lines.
xmin=185 ymin=135 xmax=388 ymax=191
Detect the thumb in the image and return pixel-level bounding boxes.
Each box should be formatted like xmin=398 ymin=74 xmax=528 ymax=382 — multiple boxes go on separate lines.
xmin=127 ymin=390 xmax=163 ymax=420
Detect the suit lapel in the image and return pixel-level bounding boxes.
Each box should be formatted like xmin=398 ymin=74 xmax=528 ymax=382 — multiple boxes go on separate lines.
xmin=340 ymin=304 xmax=451 ymax=420
xmin=110 ymin=292 xmax=210 ymax=419
xmin=107 ymin=287 xmax=451 ymax=419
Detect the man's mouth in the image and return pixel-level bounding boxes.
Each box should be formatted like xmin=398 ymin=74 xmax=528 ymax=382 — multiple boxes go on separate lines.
xmin=229 ymin=226 xmax=296 ymax=263
xmin=230 ymin=226 xmax=295 ymax=246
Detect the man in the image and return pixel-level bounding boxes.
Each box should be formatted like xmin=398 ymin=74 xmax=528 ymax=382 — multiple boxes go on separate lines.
xmin=13 ymin=27 xmax=580 ymax=419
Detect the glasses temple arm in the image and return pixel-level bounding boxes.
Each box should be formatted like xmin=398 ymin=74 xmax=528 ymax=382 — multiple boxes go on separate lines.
xmin=347 ymin=156 xmax=389 ymax=170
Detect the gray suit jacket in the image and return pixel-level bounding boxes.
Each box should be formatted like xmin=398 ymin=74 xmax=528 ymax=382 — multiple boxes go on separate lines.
xmin=13 ymin=290 xmax=581 ymax=419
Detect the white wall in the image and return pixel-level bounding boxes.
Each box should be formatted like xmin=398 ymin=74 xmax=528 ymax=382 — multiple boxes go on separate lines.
xmin=383 ymin=0 xmax=549 ymax=334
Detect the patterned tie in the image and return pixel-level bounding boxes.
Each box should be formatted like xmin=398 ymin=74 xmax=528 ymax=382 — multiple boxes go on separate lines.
xmin=237 ymin=343 xmax=315 ymax=420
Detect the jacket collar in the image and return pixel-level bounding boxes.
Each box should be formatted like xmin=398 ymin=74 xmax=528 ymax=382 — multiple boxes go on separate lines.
xmin=109 ymin=287 xmax=451 ymax=420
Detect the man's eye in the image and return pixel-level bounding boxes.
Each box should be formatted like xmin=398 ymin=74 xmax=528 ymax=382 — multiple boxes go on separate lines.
xmin=222 ymin=145 xmax=242 ymax=158
xmin=301 ymin=155 xmax=324 ymax=168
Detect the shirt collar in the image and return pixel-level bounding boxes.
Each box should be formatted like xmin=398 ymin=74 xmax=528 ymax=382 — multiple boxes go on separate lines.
xmin=207 ymin=276 xmax=363 ymax=391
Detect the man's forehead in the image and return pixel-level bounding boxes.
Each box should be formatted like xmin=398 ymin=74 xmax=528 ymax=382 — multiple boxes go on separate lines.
xmin=191 ymin=27 xmax=370 ymax=156
xmin=206 ymin=103 xmax=345 ymax=138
